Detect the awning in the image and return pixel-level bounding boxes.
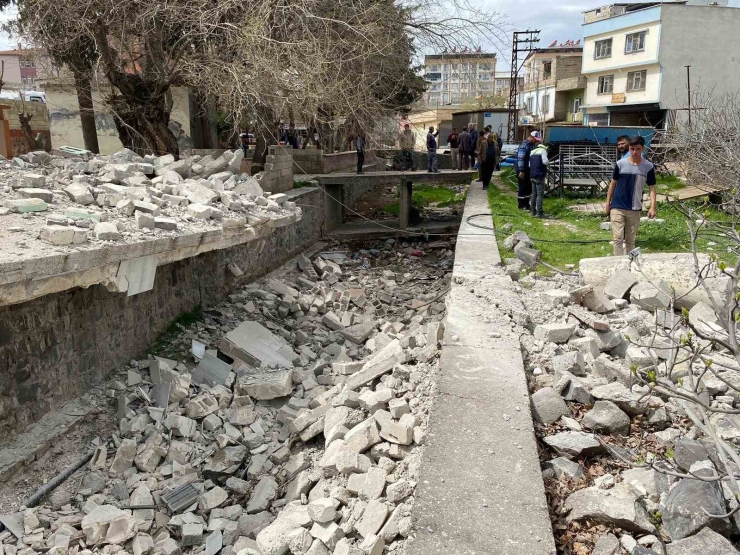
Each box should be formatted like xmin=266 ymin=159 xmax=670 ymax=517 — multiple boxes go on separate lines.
xmin=606 ymin=103 xmax=662 ymax=113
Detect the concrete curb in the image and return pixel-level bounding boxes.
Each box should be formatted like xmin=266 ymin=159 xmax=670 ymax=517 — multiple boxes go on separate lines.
xmin=407 ymin=183 xmax=556 ymax=554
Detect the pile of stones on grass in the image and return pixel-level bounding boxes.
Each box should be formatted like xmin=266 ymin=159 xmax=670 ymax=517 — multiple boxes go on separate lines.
xmin=0 ymin=239 xmax=454 ymax=555
xmin=503 ymin=231 xmax=740 ymax=554
xmin=1 ymin=148 xmax=300 ymax=247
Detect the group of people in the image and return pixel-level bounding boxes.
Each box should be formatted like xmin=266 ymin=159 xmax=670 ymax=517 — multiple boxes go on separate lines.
xmin=514 ymin=129 xmax=657 ymax=254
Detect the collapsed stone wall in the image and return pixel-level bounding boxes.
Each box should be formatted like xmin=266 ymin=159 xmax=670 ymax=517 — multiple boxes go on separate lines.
xmin=0 ymin=188 xmax=324 ymax=440
xmin=256 ymin=147 xmax=294 ymax=194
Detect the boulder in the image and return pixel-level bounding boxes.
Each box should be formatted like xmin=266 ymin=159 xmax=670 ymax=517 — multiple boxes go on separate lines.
xmin=630 ymin=281 xmax=672 ymax=312
xmin=591 ymin=382 xmax=649 ymax=416
xmin=543 ymin=432 xmax=603 ymax=458
xmin=564 ymin=484 xmax=655 ymax=533
xmin=552 ymin=352 xmax=586 ymax=377
xmin=582 ymin=400 xmax=631 ymax=435
xmin=663 ymin=469 xmax=730 ymax=540
xmin=543 ymin=457 xmax=586 ymax=481
xmin=531 ymin=387 xmax=570 ymax=424
xmin=665 ymin=527 xmax=739 ymax=555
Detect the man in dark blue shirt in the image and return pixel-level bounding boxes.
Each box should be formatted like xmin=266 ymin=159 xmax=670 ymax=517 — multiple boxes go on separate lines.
xmin=605 ymin=135 xmax=657 ymax=256
xmin=427 ymin=126 xmax=440 ymax=173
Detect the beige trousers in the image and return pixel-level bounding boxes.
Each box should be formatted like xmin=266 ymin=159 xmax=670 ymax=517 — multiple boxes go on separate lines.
xmin=610 ymin=209 xmax=641 ymax=256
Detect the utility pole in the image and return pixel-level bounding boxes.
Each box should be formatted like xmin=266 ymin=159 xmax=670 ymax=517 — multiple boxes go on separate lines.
xmin=685 ymin=65 xmax=692 ymax=126
xmin=507 ymin=30 xmax=540 ymax=143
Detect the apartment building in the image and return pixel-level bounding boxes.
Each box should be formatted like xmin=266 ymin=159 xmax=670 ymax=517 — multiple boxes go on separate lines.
xmin=518 ymin=44 xmax=585 ymax=125
xmin=493 ymin=73 xmax=523 ymax=96
xmin=423 ymin=50 xmax=497 ymax=107
xmin=581 ymin=0 xmax=739 ymax=127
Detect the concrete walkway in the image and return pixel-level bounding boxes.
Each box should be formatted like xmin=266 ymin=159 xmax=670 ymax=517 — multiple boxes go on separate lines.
xmin=407 ymin=183 xmax=556 ymax=555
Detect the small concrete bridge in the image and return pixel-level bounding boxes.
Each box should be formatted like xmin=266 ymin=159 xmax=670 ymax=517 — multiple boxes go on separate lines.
xmin=300 ymin=169 xmax=476 ymax=232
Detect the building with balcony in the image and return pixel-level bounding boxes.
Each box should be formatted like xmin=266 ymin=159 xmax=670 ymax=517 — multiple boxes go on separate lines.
xmin=423 ymin=50 xmax=497 ymax=107
xmin=518 ymin=43 xmax=584 ymax=125
xmin=581 ymin=0 xmax=739 ymax=127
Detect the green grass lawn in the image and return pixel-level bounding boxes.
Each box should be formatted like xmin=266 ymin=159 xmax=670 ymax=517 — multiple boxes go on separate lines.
xmin=488 ymin=175 xmax=737 ymax=271
xmin=383 ymin=185 xmax=467 ymax=214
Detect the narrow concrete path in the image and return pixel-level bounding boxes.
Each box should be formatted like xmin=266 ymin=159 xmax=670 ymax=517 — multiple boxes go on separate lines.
xmin=407 ymin=183 xmax=556 ymax=555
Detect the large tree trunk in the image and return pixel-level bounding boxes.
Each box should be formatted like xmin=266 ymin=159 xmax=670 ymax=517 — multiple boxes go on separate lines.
xmin=18 ymin=112 xmax=38 ymax=152
xmin=73 ymin=70 xmax=99 ymax=154
xmin=108 ymin=89 xmax=179 ymax=157
xmin=251 ymin=135 xmax=268 ymax=175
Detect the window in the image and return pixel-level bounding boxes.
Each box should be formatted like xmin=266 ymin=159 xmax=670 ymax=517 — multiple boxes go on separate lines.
xmin=428 ymin=94 xmax=439 ymax=102
xmin=598 ymin=75 xmax=614 ymax=94
xmin=480 ymin=63 xmax=491 ymax=70
xmin=479 ymin=73 xmax=490 ymax=80
xmin=573 ymin=97 xmax=581 ymax=113
xmin=481 ymin=83 xmax=491 ymax=91
xmin=19 ymin=60 xmax=25 ymax=68
xmin=541 ymin=93 xmax=550 ymax=114
xmin=625 ymin=31 xmax=646 ymax=54
xmin=30 ymin=61 xmax=35 ymax=68
xmin=451 ymin=83 xmax=458 ymax=91
xmin=451 ymin=64 xmax=459 ymax=70
xmin=526 ymin=97 xmax=534 ymax=114
xmin=429 ymin=65 xmax=439 ymax=72
xmin=594 ymin=38 xmax=612 ymax=59
xmin=543 ymin=61 xmax=552 ymax=80
xmin=627 ymin=70 xmax=647 ymax=91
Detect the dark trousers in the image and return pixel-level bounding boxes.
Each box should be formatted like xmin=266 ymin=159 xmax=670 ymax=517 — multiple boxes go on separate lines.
xmin=517 ymin=172 xmax=532 ymax=209
xmin=357 ymin=150 xmax=365 ymax=173
xmin=400 ymin=149 xmax=414 ymax=170
xmin=480 ymin=161 xmax=495 ymax=189
xmin=427 ymin=152 xmax=438 ymax=172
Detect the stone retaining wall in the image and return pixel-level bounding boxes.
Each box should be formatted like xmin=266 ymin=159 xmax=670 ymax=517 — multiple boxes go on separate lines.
xmin=0 ymin=187 xmax=324 ymax=440
xmin=257 ymin=146 xmax=295 ymax=193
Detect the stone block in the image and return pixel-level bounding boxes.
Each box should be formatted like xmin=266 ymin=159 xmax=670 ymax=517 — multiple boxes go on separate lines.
xmin=135 ymin=210 xmax=155 ymax=229
xmin=630 ymin=281 xmax=672 ymax=312
xmin=95 ymin=222 xmax=122 ymax=241
xmin=7 ymin=198 xmax=47 ymax=212
xmin=552 ymin=352 xmax=586 ymax=376
xmin=542 ymin=289 xmax=571 ymax=308
xmin=534 ymin=323 xmax=575 ymax=344
xmin=531 ymin=387 xmax=570 ymax=424
xmin=64 ymin=183 xmax=95 ymax=205
xmin=17 ymin=188 xmax=53 ymax=203
xmin=604 ymin=270 xmax=638 ymax=300
xmin=154 ymin=217 xmax=178 ymax=231
xmin=23 ymin=173 xmax=46 ymax=188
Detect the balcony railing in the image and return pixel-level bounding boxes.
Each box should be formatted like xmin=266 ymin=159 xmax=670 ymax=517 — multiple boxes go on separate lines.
xmin=566 ymin=112 xmax=583 ymax=123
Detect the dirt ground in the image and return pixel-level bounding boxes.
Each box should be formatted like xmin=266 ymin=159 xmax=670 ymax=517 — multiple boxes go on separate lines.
xmin=0 ymin=403 xmax=117 ymax=514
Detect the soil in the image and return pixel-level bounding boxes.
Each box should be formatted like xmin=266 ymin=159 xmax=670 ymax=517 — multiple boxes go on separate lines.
xmin=0 ymin=402 xmax=117 ymax=514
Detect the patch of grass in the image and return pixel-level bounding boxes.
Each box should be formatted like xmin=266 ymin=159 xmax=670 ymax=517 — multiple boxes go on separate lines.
xmin=656 ymin=173 xmax=686 ymax=194
xmin=148 ymin=305 xmax=204 ymax=356
xmin=383 ymin=185 xmax=466 ymax=214
xmin=488 ymin=176 xmax=737 ymax=271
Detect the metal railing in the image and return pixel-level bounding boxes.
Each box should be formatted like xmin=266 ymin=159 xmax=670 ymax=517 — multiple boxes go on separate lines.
xmin=545 ymin=144 xmax=617 ymax=197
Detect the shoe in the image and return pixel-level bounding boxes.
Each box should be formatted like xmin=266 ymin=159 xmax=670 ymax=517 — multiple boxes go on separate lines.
xmin=536 ymin=212 xmax=546 ymax=219
xmin=483 ymin=186 xmax=488 ymax=190
xmin=427 ymin=170 xmax=433 ymax=173
xmin=530 ymin=211 xmax=537 ymax=217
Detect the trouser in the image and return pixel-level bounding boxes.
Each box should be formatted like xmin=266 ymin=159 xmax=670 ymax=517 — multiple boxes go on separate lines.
xmin=450 ymin=148 xmax=459 ymax=170
xmin=517 ymin=172 xmax=532 ymax=209
xmin=469 ymin=152 xmax=476 ymax=169
xmin=480 ymin=162 xmax=495 ymax=189
xmin=460 ymin=150 xmax=469 ymax=170
xmin=610 ymin=208 xmax=641 ymax=256
xmin=427 ymin=152 xmax=438 ymax=172
xmin=400 ymin=149 xmax=414 ymax=170
xmin=530 ymin=177 xmax=545 ymax=215
xmin=357 ymin=150 xmax=365 ymax=173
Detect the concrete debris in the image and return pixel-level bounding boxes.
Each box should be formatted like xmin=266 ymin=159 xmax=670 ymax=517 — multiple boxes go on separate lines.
xmin=2 ymin=147 xmax=302 ymax=250
xmin=19 ymin=242 xmax=448 ymax=555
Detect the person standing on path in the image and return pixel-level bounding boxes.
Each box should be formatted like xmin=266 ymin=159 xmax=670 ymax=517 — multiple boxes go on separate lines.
xmin=448 ymin=128 xmax=460 ymax=170
xmin=529 ymin=142 xmax=549 ymax=218
xmin=605 ymin=135 xmax=657 ymax=256
xmin=516 ymin=131 xmax=539 ymax=210
xmin=399 ymin=124 xmax=416 ymax=171
xmin=426 ymin=126 xmax=440 ymax=173
xmin=356 ymin=132 xmax=366 ymax=174
xmin=458 ymin=127 xmax=471 ymax=170
xmin=478 ymin=134 xmax=498 ymax=190
xmin=495 ymin=132 xmax=503 ymax=170
xmin=469 ymin=124 xmax=479 ymax=169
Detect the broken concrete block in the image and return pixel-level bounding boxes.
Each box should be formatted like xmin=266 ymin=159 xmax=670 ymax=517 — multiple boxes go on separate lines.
xmin=552 ymin=352 xmax=586 ymax=377
xmin=154 ymin=217 xmax=178 ymax=231
xmin=604 ymin=270 xmax=639 ymax=300
xmin=236 ymin=370 xmax=293 ymax=400
xmin=309 ymin=522 xmax=344 ymax=551
xmin=630 ymin=281 xmax=672 ymax=312
xmin=340 ymin=321 xmax=375 ymax=344
xmin=247 ymin=476 xmax=278 ymax=514
xmin=515 ymin=245 xmax=542 ymax=268
xmin=8 ymin=197 xmax=48 ymax=212
xmin=307 ymin=499 xmax=336 ymax=524
xmin=82 ymin=505 xmax=136 ymax=545
xmin=94 ymin=222 xmax=122 ymax=241
xmin=110 ymin=438 xmax=137 ymax=475
xmin=221 ymin=321 xmax=296 ymax=368
xmin=17 ymin=187 xmax=53 ymax=203
xmin=355 ymin=500 xmax=390 ymax=539
xmin=581 ymin=288 xmax=615 ymax=314
xmin=64 ymin=183 xmax=95 ymax=205
xmin=199 ymin=486 xmax=229 ymax=512
xmin=531 ymin=387 xmax=570 ymax=424
xmin=347 ymin=467 xmax=386 ymax=500
xmin=39 ymin=225 xmax=75 ymax=245
xmin=135 ymin=210 xmax=155 ymax=229
xmin=534 ymin=323 xmax=575 ymax=344
xmin=542 ymin=289 xmax=571 ymax=308
xmin=188 ymin=203 xmax=213 ymax=219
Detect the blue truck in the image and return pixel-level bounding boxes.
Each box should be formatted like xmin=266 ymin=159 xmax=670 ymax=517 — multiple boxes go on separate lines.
xmin=543 ymin=125 xmax=655 ymax=147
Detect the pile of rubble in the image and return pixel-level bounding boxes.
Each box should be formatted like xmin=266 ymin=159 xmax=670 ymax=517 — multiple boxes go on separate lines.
xmin=502 ymin=231 xmax=740 ymax=554
xmin=0 ymin=240 xmax=453 ymax=555
xmin=0 ymin=148 xmax=300 ymax=254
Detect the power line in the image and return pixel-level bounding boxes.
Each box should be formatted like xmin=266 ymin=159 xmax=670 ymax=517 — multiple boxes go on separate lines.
xmin=507 ymin=30 xmax=540 ymax=143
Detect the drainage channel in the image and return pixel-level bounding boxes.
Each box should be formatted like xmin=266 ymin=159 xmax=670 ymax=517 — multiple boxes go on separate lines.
xmin=0 ymin=236 xmax=455 ymax=555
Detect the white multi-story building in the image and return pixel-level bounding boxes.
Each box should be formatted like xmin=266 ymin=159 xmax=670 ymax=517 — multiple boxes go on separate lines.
xmin=581 ymin=0 xmax=739 ymax=127
xmin=423 ymin=51 xmax=497 ymax=106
